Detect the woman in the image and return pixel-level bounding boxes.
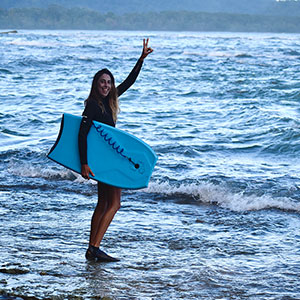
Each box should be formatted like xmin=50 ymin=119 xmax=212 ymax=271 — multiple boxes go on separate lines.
xmin=78 ymin=38 xmax=153 ymax=262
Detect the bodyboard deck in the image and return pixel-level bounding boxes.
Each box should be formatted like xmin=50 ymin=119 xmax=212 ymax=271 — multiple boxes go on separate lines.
xmin=47 ymin=113 xmax=157 ymax=189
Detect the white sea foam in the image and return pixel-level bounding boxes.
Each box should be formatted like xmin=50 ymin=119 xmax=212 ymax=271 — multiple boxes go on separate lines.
xmin=144 ymin=181 xmax=300 ymax=212
xmin=6 ymin=39 xmax=93 ymax=49
xmin=7 ymin=161 xmax=98 ymax=185
xmin=7 ymin=160 xmax=300 ymax=212
xmin=7 ymin=39 xmax=55 ymax=47
xmin=8 ymin=161 xmax=75 ymax=181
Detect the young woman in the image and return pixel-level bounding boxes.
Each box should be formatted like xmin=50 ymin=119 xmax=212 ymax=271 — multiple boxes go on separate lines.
xmin=78 ymin=39 xmax=153 ymax=262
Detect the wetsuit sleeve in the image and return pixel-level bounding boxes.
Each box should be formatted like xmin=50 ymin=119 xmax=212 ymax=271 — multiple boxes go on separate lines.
xmin=117 ymin=58 xmax=144 ymax=97
xmin=78 ymin=101 xmax=97 ymax=165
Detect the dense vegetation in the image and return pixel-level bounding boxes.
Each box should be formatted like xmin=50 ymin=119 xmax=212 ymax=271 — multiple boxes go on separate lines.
xmin=0 ymin=5 xmax=300 ymax=32
xmin=0 ymin=0 xmax=300 ymax=16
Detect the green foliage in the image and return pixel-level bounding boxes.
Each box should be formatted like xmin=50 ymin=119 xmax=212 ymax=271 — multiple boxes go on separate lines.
xmin=0 ymin=6 xmax=299 ymax=32
xmin=1 ymin=0 xmax=300 ymax=17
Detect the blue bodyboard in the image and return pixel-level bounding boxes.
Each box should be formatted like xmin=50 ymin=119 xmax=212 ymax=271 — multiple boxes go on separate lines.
xmin=47 ymin=113 xmax=157 ymax=189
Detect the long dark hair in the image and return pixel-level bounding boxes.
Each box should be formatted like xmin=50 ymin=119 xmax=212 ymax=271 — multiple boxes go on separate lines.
xmin=86 ymin=68 xmax=119 ymax=122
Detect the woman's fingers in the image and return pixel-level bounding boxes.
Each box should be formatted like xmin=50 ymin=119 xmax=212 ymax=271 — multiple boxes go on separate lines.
xmin=81 ymin=164 xmax=94 ymax=179
xmin=147 ymin=47 xmax=153 ymax=53
xmin=143 ymin=38 xmax=150 ymax=51
xmin=90 ymin=168 xmax=95 ymax=177
xmin=86 ymin=166 xmax=95 ymax=179
xmin=143 ymin=38 xmax=148 ymax=48
xmin=141 ymin=38 xmax=153 ymax=59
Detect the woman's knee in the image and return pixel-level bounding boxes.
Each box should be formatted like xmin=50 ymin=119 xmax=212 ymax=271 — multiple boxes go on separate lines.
xmin=108 ymin=191 xmax=121 ymax=212
xmin=113 ymin=203 xmax=121 ymax=213
xmin=98 ymin=184 xmax=121 ymax=212
xmin=110 ymin=197 xmax=121 ymax=212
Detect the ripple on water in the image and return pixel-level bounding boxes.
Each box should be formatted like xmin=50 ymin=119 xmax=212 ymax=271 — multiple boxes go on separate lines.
xmin=0 ymin=30 xmax=300 ymax=300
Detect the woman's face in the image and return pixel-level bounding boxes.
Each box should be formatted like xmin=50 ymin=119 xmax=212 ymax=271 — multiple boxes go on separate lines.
xmin=98 ymin=73 xmax=112 ymax=98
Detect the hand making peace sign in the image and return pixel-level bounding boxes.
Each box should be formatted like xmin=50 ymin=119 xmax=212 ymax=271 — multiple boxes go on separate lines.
xmin=141 ymin=38 xmax=153 ymax=60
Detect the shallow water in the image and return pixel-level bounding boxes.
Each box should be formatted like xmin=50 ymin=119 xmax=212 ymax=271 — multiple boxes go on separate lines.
xmin=0 ymin=30 xmax=300 ymax=299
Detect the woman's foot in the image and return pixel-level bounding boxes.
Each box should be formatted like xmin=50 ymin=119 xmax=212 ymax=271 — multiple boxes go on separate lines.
xmin=85 ymin=245 xmax=120 ymax=262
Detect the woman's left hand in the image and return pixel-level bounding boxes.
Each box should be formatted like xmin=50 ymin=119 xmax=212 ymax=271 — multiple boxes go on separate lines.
xmin=141 ymin=38 xmax=153 ymax=60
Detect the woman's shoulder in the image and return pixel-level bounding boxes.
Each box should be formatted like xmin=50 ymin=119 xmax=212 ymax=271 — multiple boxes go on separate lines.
xmin=85 ymin=98 xmax=99 ymax=108
xmin=82 ymin=98 xmax=99 ymax=118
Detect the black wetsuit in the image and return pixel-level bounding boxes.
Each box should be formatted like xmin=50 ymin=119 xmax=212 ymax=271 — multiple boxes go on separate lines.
xmin=78 ymin=58 xmax=143 ymax=165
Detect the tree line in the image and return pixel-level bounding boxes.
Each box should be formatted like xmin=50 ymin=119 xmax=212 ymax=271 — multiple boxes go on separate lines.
xmin=1 ymin=0 xmax=300 ymax=16
xmin=0 ymin=6 xmax=299 ymax=33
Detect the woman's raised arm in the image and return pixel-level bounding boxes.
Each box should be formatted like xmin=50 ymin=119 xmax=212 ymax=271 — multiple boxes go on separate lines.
xmin=117 ymin=38 xmax=153 ymax=97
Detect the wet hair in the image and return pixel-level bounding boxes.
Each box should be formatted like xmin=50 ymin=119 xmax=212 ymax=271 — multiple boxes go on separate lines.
xmin=86 ymin=68 xmax=119 ymax=122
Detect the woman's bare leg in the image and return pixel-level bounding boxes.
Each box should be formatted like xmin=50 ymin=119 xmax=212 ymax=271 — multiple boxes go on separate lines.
xmin=89 ymin=182 xmax=121 ymax=248
xmin=89 ymin=182 xmax=108 ymax=246
xmin=93 ymin=183 xmax=121 ymax=247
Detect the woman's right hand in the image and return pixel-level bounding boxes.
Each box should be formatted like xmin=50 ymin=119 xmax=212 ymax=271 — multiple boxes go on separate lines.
xmin=140 ymin=38 xmax=153 ymax=60
xmin=81 ymin=164 xmax=95 ymax=180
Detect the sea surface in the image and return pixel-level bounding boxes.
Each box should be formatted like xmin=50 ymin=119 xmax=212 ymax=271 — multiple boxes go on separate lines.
xmin=0 ymin=30 xmax=300 ymax=300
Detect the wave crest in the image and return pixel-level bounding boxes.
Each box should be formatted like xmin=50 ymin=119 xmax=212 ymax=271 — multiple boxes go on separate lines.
xmin=144 ymin=181 xmax=300 ymax=212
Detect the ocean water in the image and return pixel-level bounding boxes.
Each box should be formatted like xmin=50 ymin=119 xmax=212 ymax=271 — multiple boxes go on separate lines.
xmin=0 ymin=30 xmax=300 ymax=299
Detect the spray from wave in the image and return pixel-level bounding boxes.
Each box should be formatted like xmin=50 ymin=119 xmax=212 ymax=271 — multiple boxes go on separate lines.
xmin=7 ymin=160 xmax=76 ymax=181
xmin=5 ymin=158 xmax=300 ymax=213
xmin=144 ymin=181 xmax=300 ymax=213
xmin=6 ymin=160 xmax=99 ymax=185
